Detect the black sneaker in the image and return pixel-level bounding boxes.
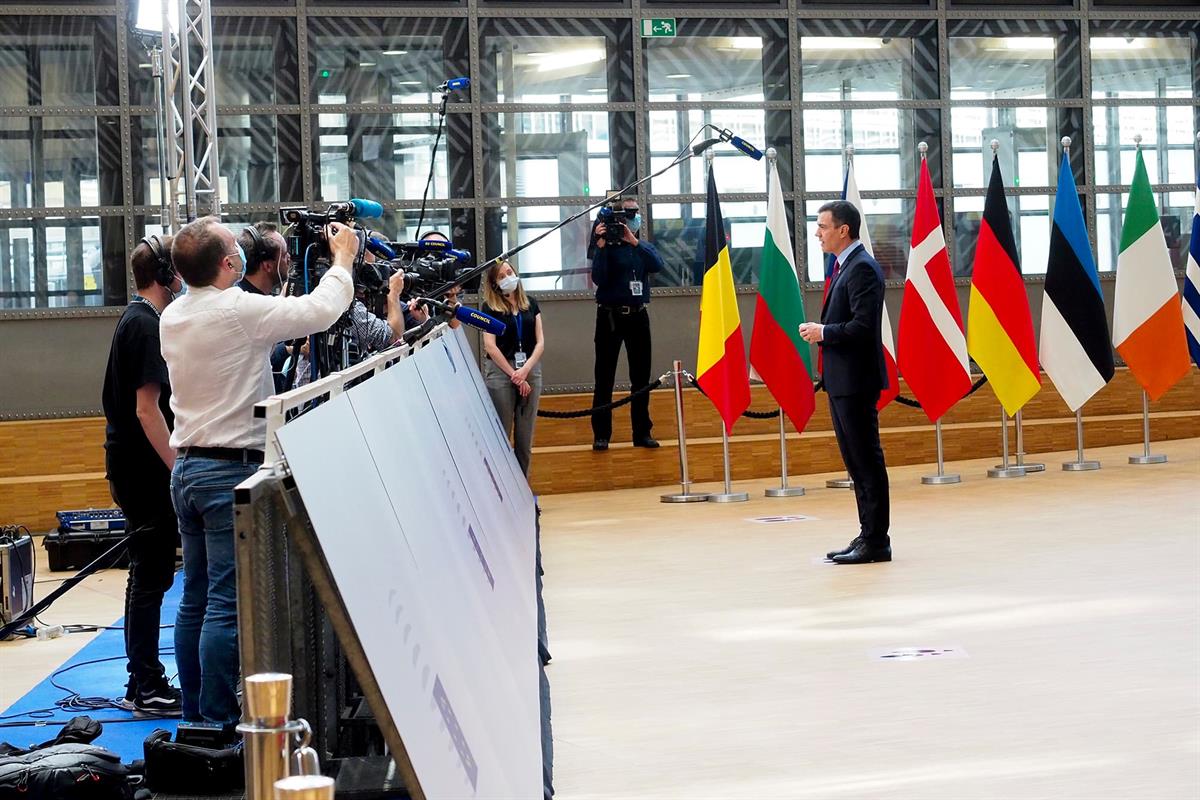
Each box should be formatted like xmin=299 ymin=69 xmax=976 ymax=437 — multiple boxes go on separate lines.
xmin=134 ymin=676 xmax=183 ymax=714
xmin=115 ymin=678 xmax=138 ymax=711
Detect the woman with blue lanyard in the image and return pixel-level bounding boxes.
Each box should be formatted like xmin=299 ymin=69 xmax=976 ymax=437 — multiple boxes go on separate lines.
xmin=480 ymin=260 xmax=545 ymax=477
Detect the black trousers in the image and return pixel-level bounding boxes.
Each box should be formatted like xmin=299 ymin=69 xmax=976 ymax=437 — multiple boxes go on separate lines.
xmin=591 ymin=306 xmax=653 ymax=441
xmin=109 ymin=470 xmax=179 ymax=688
xmin=827 ymin=391 xmax=890 ymax=544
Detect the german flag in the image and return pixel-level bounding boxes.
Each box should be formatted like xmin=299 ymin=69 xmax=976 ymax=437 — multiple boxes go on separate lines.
xmin=696 ymin=168 xmax=750 ymax=434
xmin=967 ymin=154 xmax=1041 ymax=416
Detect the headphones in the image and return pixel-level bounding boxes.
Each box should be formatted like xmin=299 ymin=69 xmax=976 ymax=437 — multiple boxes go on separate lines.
xmin=243 ymin=225 xmax=272 ymax=271
xmin=140 ymin=234 xmax=177 ymax=287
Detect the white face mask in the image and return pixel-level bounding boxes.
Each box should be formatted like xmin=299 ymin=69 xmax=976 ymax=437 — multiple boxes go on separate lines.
xmin=498 ymin=274 xmax=520 ymax=293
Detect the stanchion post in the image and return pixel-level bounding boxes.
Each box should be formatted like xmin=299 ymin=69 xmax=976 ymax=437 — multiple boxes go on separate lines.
xmin=922 ymin=419 xmax=961 ymax=485
xmin=274 ymin=776 xmax=335 ymax=800
xmin=1063 ymin=408 xmax=1101 ymax=471
xmin=238 ymin=673 xmax=308 ymax=800
xmin=765 ymin=410 xmax=805 ymax=497
xmin=708 ymin=427 xmax=750 ymax=502
xmin=1129 ymin=390 xmax=1168 ymax=464
xmin=661 ymin=360 xmax=710 ymax=503
xmin=988 ymin=406 xmax=1024 ymax=478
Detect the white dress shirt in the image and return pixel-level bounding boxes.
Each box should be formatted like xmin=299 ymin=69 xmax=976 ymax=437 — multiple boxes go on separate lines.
xmin=161 ymin=269 xmax=353 ymax=449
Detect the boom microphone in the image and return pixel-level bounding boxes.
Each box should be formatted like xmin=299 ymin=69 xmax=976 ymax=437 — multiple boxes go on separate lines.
xmin=715 ymin=128 xmax=764 ymax=160
xmin=437 ymin=77 xmax=471 ymax=92
xmin=365 ymin=233 xmax=396 ymax=260
xmin=350 ymin=198 xmax=384 ymax=219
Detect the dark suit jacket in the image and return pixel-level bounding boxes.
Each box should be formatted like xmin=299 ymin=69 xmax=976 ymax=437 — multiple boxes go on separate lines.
xmin=819 ymin=243 xmax=888 ymax=397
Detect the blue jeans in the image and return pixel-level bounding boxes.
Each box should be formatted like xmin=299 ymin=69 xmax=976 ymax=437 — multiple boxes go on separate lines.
xmin=171 ymin=455 xmax=256 ymax=724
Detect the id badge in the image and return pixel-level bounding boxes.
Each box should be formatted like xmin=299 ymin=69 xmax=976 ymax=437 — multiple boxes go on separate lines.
xmin=629 ymin=280 xmax=644 ymax=296
xmin=513 ymin=351 xmax=527 ymax=369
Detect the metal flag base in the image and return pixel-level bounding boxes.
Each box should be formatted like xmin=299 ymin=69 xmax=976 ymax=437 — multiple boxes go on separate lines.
xmin=1062 ymin=460 xmax=1101 ymax=471
xmin=1019 ymin=462 xmax=1046 ymax=473
xmin=765 ymin=412 xmax=805 ymax=497
xmin=987 ymin=465 xmax=1026 ymax=478
xmin=826 ymin=477 xmax=854 ymax=489
xmin=661 ymin=492 xmax=711 ymax=503
xmin=708 ymin=427 xmax=749 ymax=503
xmin=1129 ymin=390 xmax=1166 ymax=465
xmin=921 ymin=419 xmax=961 ymax=485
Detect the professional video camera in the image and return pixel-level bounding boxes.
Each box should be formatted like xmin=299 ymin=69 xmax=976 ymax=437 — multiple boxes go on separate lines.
xmin=279 ymin=198 xmax=388 ymax=294
xmin=388 ymin=239 xmax=475 ymax=300
xmin=597 ymin=201 xmax=636 ymax=245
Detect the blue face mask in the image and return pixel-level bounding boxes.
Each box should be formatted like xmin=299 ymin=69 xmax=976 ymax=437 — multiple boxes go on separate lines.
xmin=233 ymin=242 xmax=247 ymax=282
xmin=627 ymin=212 xmax=642 ymax=234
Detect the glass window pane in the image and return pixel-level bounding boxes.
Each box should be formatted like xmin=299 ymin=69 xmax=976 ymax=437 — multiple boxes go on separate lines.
xmin=218 ymin=115 xmax=301 ymax=204
xmin=800 ymin=37 xmax=913 ymax=101
xmin=804 ymin=198 xmax=911 ymax=282
xmin=488 ymin=112 xmax=609 ymax=198
xmin=2 ymin=16 xmax=119 ymax=107
xmin=308 ymin=18 xmax=467 ymax=104
xmin=651 ymin=200 xmax=767 ymax=287
xmin=39 ymin=116 xmax=122 ymax=208
xmin=488 ymin=35 xmax=608 ymax=103
xmin=950 ymin=108 xmax=1054 ymax=189
xmin=1 ymin=217 xmax=122 ymax=309
xmin=312 ymin=113 xmax=450 ymax=205
xmin=215 ymin=17 xmax=299 ymax=106
xmin=804 ymin=109 xmax=914 ymax=194
xmin=1090 ymin=36 xmax=1191 ymax=98
xmin=485 ymin=205 xmax=594 ymax=292
xmin=647 ymin=22 xmax=788 ymax=102
xmin=949 ymin=37 xmax=1055 ymax=100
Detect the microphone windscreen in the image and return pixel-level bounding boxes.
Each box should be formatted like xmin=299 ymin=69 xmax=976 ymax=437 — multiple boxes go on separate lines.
xmin=454 ymin=305 xmax=507 ymax=336
xmin=350 ymin=198 xmax=384 ymax=219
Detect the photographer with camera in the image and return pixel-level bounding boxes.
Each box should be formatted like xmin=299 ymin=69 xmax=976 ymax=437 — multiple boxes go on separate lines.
xmin=589 ymin=196 xmax=663 ymax=451
xmin=161 ymin=216 xmax=357 ymax=726
xmin=480 ymin=261 xmax=544 ymax=478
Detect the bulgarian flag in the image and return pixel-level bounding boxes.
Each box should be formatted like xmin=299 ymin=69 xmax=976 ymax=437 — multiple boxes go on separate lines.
xmin=696 ymin=167 xmax=751 ymax=434
xmin=897 ymin=155 xmax=972 ymax=422
xmin=1112 ymin=148 xmax=1190 ymax=400
xmin=749 ymin=160 xmax=815 ymax=433
xmin=842 ymin=159 xmax=900 ymax=410
xmin=967 ymin=153 xmax=1041 ymax=417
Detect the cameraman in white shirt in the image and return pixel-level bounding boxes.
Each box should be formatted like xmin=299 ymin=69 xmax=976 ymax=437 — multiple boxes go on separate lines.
xmin=160 ymin=215 xmax=357 ymax=726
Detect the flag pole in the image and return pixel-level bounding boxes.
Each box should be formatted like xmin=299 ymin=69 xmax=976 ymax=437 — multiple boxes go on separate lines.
xmin=1063 ymin=408 xmax=1101 ymax=471
xmin=988 ymin=407 xmax=1024 ymax=478
xmin=826 ymin=141 xmax=856 ymax=490
xmin=922 ymin=419 xmax=961 ymax=485
xmin=662 ymin=359 xmax=711 ymax=503
xmin=1129 ymin=390 xmax=1168 ymax=464
xmin=709 ymin=426 xmax=750 ymax=502
xmin=765 ymin=409 xmax=804 ymax=497
xmin=1013 ymin=409 xmax=1045 ymax=472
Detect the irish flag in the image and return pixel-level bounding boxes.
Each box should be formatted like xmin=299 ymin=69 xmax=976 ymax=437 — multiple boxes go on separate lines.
xmin=696 ymin=167 xmax=750 ymax=434
xmin=749 ymin=161 xmax=815 ymax=433
xmin=897 ymin=155 xmax=972 ymax=422
xmin=1112 ymin=149 xmax=1190 ymax=400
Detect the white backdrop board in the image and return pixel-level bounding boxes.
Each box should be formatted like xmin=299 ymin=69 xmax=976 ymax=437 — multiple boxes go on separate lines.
xmin=275 ymin=327 xmax=541 ymax=800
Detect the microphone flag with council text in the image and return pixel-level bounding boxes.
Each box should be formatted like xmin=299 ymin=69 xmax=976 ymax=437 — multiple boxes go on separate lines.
xmin=1113 ymin=148 xmax=1190 ymax=400
xmin=749 ymin=160 xmax=815 ymax=434
xmin=897 ymin=155 xmax=972 ymax=422
xmin=1039 ymin=149 xmax=1114 ymax=412
xmin=967 ymin=153 xmax=1041 ymax=417
xmin=696 ymin=167 xmax=750 ymax=435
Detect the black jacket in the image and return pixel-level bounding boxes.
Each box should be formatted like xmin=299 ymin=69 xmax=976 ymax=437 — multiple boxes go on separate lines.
xmin=819 ymin=243 xmax=888 ymax=397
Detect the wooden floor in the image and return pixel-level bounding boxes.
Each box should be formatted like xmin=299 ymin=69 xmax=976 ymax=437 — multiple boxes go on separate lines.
xmin=4 ymin=438 xmax=1198 ymax=799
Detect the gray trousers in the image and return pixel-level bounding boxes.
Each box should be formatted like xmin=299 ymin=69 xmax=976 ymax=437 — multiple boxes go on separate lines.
xmin=482 ymin=358 xmax=542 ymax=477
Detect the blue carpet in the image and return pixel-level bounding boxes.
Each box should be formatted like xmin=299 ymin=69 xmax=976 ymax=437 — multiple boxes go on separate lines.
xmin=0 ymin=572 xmax=182 ymax=762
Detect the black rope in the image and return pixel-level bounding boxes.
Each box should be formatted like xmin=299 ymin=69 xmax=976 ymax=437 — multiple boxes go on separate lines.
xmin=536 ymin=376 xmax=665 ymax=419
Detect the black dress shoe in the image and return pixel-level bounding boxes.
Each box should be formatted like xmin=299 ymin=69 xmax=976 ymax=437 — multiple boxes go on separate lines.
xmin=826 ymin=536 xmax=863 ymax=560
xmin=633 ymin=437 xmax=660 ymax=448
xmin=831 ymin=542 xmax=892 ymax=565
xmin=593 ymin=438 xmax=609 ymax=451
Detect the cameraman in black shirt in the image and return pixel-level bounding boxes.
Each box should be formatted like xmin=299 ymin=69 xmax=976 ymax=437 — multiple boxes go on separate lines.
xmin=589 ymin=196 xmax=664 ymax=451
xmin=101 ymin=234 xmax=184 ymax=713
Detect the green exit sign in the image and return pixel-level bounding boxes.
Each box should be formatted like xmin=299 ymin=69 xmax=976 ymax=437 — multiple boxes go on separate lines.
xmin=641 ymin=18 xmax=677 ymax=38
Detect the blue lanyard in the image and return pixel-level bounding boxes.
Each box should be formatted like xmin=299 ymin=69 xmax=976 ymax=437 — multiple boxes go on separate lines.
xmin=514 ymin=310 xmax=523 ymax=348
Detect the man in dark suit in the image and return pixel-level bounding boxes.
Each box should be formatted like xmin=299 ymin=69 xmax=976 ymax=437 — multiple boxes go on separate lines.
xmin=799 ymin=200 xmax=891 ymax=564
